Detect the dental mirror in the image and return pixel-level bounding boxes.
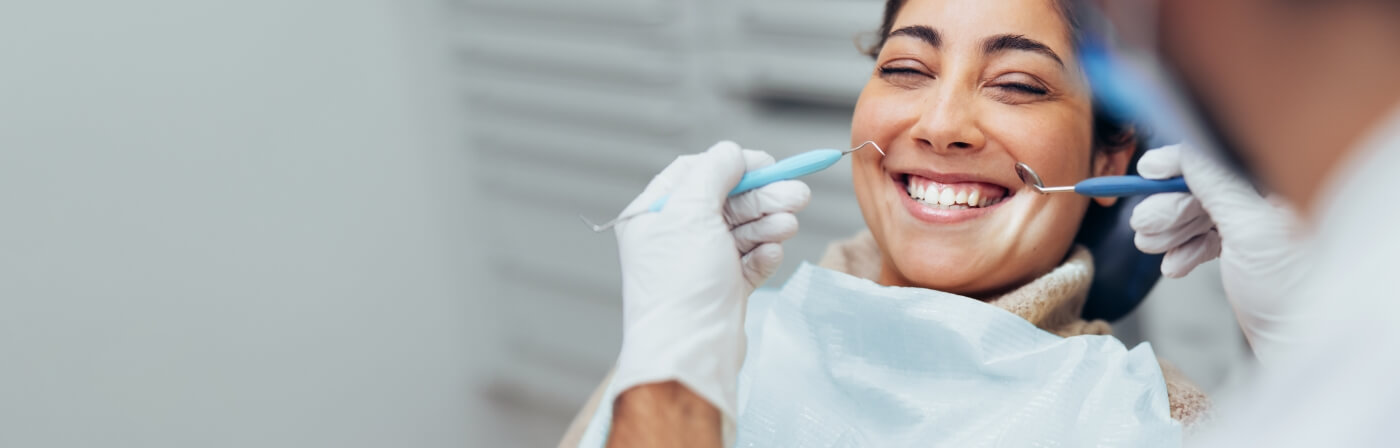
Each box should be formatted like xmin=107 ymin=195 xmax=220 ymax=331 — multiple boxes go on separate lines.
xmin=1015 ymin=161 xmax=1191 ymax=197
xmin=1015 ymin=162 xmax=1076 ymax=194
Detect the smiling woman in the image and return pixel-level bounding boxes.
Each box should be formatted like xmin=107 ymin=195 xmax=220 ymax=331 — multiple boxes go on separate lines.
xmin=830 ymin=0 xmax=1205 ymax=424
xmin=851 ymin=0 xmax=1137 ymax=297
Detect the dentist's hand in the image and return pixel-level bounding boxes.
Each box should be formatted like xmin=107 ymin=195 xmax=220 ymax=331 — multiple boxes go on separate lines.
xmin=1130 ymin=145 xmax=1310 ymax=363
xmin=611 ymin=141 xmax=811 ymax=424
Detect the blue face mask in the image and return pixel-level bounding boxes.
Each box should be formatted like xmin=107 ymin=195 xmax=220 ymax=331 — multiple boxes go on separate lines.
xmin=732 ymin=263 xmax=1181 ymax=447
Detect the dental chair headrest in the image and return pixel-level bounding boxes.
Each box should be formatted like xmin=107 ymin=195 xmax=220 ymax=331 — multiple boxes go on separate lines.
xmin=1077 ymin=193 xmax=1163 ymax=321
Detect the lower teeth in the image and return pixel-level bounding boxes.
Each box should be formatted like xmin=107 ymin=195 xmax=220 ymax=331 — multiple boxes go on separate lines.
xmin=909 ymin=194 xmax=1005 ymax=209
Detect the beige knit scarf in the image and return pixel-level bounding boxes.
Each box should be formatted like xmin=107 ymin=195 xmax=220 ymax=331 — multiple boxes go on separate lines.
xmin=818 ymin=230 xmax=1209 ymax=426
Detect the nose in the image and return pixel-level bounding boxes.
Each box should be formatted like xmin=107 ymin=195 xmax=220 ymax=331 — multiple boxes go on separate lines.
xmin=908 ymin=87 xmax=986 ymax=154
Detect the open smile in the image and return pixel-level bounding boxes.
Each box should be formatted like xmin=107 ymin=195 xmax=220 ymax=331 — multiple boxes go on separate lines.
xmin=891 ymin=171 xmax=1017 ymax=224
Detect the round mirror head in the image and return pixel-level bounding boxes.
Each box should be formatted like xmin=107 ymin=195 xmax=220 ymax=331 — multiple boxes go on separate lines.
xmin=1015 ymin=162 xmax=1047 ymax=194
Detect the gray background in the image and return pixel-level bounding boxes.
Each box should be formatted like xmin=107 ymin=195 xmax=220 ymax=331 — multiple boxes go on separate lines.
xmin=1 ymin=0 xmax=1250 ymax=446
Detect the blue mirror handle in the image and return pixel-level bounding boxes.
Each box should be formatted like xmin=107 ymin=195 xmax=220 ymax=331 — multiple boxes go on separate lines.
xmin=1075 ymin=176 xmax=1189 ymax=198
xmin=648 ymin=149 xmax=845 ymax=212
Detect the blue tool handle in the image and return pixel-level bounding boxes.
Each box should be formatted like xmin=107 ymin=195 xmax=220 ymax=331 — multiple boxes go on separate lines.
xmin=648 ymin=148 xmax=845 ymax=212
xmin=1074 ymin=175 xmax=1190 ymax=197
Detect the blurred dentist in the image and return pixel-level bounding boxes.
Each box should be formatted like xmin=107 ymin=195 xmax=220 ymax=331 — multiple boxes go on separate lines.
xmin=1082 ymin=0 xmax=1400 ymax=445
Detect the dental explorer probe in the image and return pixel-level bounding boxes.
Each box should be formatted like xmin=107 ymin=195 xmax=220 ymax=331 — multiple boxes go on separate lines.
xmin=580 ymin=141 xmax=884 ymax=232
xmin=1015 ymin=162 xmax=1189 ymax=197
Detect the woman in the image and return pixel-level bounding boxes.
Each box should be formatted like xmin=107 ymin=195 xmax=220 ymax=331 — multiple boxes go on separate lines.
xmin=563 ymin=0 xmax=1206 ymax=444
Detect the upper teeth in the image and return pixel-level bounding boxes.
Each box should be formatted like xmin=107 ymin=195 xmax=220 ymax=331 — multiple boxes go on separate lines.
xmin=907 ymin=181 xmax=1002 ymax=208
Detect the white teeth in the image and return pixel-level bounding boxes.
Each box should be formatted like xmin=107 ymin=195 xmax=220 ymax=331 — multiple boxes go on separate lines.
xmin=938 ymin=188 xmax=955 ymax=205
xmin=906 ymin=178 xmax=1009 ymax=209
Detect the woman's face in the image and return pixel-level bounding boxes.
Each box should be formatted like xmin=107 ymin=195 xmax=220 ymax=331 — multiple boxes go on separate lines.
xmin=851 ymin=0 xmax=1130 ymax=297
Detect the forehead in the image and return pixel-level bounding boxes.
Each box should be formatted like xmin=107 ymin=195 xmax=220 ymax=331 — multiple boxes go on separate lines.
xmin=890 ymin=0 xmax=1076 ymax=57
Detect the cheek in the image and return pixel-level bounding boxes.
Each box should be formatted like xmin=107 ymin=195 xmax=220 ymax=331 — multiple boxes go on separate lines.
xmin=850 ymin=145 xmax=887 ymax=238
xmin=850 ymin=151 xmax=879 ymax=203
xmin=982 ymin=107 xmax=1094 ymax=182
xmin=1032 ymin=194 xmax=1092 ymax=250
xmin=849 ymin=84 xmax=908 ymax=220
xmin=978 ymin=107 xmax=1096 ymax=283
xmin=851 ymin=83 xmax=925 ymax=142
xmin=1000 ymin=192 xmax=1092 ymax=288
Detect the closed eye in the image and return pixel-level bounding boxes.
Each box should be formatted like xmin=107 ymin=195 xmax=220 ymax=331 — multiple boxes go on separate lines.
xmin=879 ymin=66 xmax=929 ymax=78
xmin=996 ymin=83 xmax=1048 ymax=95
xmin=878 ymin=66 xmax=932 ymax=89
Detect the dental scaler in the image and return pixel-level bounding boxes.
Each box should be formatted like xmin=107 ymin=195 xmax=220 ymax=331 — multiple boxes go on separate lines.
xmin=581 ymin=141 xmax=884 ymax=232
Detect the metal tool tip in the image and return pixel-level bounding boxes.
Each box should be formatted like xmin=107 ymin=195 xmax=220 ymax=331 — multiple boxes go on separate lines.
xmin=848 ymin=140 xmax=885 ymax=156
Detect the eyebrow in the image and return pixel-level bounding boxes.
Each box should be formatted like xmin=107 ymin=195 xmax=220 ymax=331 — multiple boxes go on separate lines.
xmin=886 ymin=26 xmax=1064 ymax=68
xmin=888 ymin=25 xmax=940 ymax=48
xmin=983 ymin=34 xmax=1064 ymax=67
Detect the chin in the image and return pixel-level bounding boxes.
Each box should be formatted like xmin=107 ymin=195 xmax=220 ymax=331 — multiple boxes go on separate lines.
xmin=884 ymin=236 xmax=1010 ymax=297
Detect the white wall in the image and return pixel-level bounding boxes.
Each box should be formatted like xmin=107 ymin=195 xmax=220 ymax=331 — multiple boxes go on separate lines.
xmin=0 ymin=1 xmax=485 ymax=447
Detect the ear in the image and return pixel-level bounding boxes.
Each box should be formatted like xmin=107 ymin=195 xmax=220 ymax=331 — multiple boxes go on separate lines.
xmin=1090 ymin=143 xmax=1135 ymax=207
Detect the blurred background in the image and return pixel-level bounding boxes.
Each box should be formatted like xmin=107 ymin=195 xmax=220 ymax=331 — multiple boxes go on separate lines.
xmin=1 ymin=0 xmax=1250 ymax=446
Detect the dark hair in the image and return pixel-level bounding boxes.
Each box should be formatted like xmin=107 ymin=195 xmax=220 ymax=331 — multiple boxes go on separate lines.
xmin=863 ymin=0 xmax=1145 ymax=160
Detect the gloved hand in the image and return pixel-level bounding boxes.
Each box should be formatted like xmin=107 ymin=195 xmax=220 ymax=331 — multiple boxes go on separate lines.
xmin=610 ymin=141 xmax=811 ymax=425
xmin=1130 ymin=144 xmax=1310 ymax=363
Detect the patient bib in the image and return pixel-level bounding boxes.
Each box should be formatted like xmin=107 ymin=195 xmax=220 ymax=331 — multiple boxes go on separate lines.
xmin=578 ymin=263 xmax=1181 ymax=447
xmin=733 ymin=263 xmax=1180 ymax=447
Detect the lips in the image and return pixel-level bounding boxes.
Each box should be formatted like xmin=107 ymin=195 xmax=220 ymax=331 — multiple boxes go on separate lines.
xmin=890 ymin=170 xmax=1018 ymax=223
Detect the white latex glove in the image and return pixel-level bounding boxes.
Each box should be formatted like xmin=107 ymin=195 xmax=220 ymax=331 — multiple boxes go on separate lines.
xmin=611 ymin=141 xmax=811 ymax=426
xmin=1130 ymin=144 xmax=1310 ymax=363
